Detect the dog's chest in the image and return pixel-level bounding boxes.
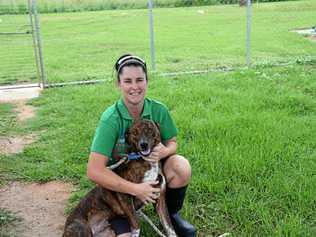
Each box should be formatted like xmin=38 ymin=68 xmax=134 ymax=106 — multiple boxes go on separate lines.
xmin=142 ymin=162 xmax=159 ymax=182
xmin=116 ymin=160 xmax=157 ymax=183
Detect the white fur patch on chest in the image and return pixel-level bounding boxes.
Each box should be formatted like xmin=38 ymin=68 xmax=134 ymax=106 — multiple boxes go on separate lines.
xmin=142 ymin=162 xmax=159 ymax=182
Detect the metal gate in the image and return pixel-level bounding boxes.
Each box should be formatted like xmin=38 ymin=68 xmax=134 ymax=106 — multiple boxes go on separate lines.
xmin=0 ymin=0 xmax=46 ymax=87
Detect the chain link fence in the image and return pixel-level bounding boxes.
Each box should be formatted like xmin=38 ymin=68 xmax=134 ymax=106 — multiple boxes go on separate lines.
xmin=250 ymin=0 xmax=315 ymax=65
xmin=0 ymin=0 xmax=315 ymax=86
xmin=0 ymin=0 xmax=46 ymax=87
xmin=0 ymin=4 xmax=37 ymax=85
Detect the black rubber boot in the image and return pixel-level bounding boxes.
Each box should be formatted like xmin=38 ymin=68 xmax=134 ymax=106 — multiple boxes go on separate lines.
xmin=166 ymin=186 xmax=196 ymax=237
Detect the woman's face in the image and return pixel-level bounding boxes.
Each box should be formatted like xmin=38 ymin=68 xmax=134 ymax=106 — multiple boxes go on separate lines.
xmin=117 ymin=65 xmax=148 ymax=107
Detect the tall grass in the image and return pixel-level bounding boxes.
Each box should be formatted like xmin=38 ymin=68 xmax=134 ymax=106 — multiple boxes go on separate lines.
xmin=1 ymin=62 xmax=315 ymax=236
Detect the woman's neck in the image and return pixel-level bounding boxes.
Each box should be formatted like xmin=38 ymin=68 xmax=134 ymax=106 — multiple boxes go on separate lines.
xmin=125 ymin=101 xmax=144 ymax=120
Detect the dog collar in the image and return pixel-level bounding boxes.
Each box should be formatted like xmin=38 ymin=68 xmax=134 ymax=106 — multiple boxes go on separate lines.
xmin=127 ymin=152 xmax=143 ymax=160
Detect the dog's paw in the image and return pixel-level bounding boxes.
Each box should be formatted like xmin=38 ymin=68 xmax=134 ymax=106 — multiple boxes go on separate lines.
xmin=131 ymin=228 xmax=140 ymax=237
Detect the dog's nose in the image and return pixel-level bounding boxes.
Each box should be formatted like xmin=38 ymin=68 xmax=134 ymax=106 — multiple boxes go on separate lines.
xmin=140 ymin=142 xmax=148 ymax=150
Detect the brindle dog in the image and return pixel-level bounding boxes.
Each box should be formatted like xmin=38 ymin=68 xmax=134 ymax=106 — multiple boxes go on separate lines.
xmin=63 ymin=119 xmax=177 ymax=237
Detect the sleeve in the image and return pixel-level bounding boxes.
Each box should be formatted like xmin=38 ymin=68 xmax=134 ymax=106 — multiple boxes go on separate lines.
xmin=159 ymin=106 xmax=178 ymax=142
xmin=90 ymin=118 xmax=118 ymax=158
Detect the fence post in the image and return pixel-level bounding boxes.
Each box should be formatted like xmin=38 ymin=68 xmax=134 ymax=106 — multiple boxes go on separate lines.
xmin=148 ymin=0 xmax=156 ymax=71
xmin=32 ymin=0 xmax=47 ymax=87
xmin=28 ymin=0 xmax=41 ymax=87
xmin=246 ymin=0 xmax=252 ymax=67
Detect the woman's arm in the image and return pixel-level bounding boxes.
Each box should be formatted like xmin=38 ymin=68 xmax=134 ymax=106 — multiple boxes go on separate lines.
xmin=87 ymin=152 xmax=160 ymax=204
xmin=162 ymin=137 xmax=177 ymax=158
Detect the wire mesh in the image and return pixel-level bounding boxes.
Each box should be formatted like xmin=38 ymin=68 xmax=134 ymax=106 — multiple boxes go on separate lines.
xmin=251 ymin=0 xmax=316 ymax=66
xmin=153 ymin=4 xmax=247 ymax=72
xmin=37 ymin=2 xmax=248 ymax=84
xmin=0 ymin=2 xmax=38 ymax=85
xmin=38 ymin=8 xmax=151 ymax=83
xmin=0 ymin=0 xmax=315 ymax=86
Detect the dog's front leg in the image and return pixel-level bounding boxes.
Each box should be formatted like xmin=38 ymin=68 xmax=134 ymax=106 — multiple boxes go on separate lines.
xmin=155 ymin=174 xmax=177 ymax=237
xmin=116 ymin=193 xmax=141 ymax=237
xmin=101 ymin=188 xmax=125 ymax=216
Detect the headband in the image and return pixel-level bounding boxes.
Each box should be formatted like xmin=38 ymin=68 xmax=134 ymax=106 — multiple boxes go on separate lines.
xmin=116 ymin=55 xmax=147 ymax=73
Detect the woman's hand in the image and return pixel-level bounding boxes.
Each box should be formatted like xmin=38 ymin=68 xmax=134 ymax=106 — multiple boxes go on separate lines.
xmin=147 ymin=143 xmax=168 ymax=162
xmin=133 ymin=181 xmax=160 ymax=205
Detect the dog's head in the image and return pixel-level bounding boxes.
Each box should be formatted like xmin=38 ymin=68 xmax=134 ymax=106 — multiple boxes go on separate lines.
xmin=125 ymin=119 xmax=161 ymax=156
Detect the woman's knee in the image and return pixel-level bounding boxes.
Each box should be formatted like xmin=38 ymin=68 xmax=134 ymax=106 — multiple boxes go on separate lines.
xmin=163 ymin=154 xmax=192 ymax=187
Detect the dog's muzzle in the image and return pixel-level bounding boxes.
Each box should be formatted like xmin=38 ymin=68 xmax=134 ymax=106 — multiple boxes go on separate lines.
xmin=138 ymin=140 xmax=152 ymax=157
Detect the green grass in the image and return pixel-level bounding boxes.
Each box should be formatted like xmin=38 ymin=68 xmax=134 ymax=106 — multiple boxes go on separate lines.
xmin=0 ymin=103 xmax=34 ymax=185
xmin=0 ymin=103 xmax=16 ymax=136
xmin=0 ymin=208 xmax=20 ymax=227
xmin=0 ymin=208 xmax=20 ymax=237
xmin=1 ymin=61 xmax=315 ymax=236
xmin=0 ymin=102 xmax=32 ymax=136
xmin=0 ymin=0 xmax=315 ymax=85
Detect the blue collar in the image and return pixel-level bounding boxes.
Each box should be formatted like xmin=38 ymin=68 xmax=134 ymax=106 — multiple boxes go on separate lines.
xmin=127 ymin=152 xmax=143 ymax=160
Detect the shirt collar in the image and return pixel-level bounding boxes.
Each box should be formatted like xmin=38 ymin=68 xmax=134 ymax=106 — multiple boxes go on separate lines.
xmin=117 ymin=98 xmax=150 ymax=120
xmin=142 ymin=98 xmax=151 ymax=118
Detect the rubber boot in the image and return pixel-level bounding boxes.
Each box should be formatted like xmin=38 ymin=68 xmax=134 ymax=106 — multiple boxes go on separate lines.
xmin=166 ymin=186 xmax=196 ymax=237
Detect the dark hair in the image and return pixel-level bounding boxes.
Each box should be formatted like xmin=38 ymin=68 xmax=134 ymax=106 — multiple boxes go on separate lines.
xmin=114 ymin=54 xmax=147 ymax=81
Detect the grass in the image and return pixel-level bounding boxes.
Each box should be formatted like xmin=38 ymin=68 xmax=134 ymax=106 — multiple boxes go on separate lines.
xmin=0 ymin=103 xmax=16 ymax=136
xmin=0 ymin=0 xmax=315 ymax=85
xmin=0 ymin=102 xmax=31 ymax=136
xmin=1 ymin=61 xmax=315 ymax=236
xmin=0 ymin=208 xmax=21 ymax=237
xmin=0 ymin=208 xmax=20 ymax=227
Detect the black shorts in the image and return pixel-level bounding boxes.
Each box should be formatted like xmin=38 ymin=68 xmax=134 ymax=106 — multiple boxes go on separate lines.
xmin=109 ymin=217 xmax=131 ymax=235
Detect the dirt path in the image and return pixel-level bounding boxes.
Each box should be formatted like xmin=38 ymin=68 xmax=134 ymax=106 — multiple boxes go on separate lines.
xmin=14 ymin=100 xmax=37 ymax=122
xmin=0 ymin=85 xmax=73 ymax=236
xmin=0 ymin=182 xmax=73 ymax=237
xmin=0 ymin=134 xmax=38 ymax=155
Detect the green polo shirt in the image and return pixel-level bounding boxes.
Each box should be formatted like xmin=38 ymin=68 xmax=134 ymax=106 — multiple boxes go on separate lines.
xmin=91 ymin=97 xmax=178 ymax=164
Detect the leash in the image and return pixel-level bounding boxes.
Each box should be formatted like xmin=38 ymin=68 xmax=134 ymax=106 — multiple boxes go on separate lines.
xmin=137 ymin=209 xmax=167 ymax=237
xmin=107 ymin=156 xmax=127 ymax=170
xmin=107 ymin=152 xmax=143 ymax=170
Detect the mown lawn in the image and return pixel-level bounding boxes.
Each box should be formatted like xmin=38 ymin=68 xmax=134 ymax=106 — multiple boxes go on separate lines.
xmin=1 ymin=61 xmax=315 ymax=236
xmin=0 ymin=0 xmax=315 ymax=85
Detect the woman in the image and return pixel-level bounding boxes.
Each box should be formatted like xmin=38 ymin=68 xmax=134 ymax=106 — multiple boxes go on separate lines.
xmin=87 ymin=54 xmax=196 ymax=237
